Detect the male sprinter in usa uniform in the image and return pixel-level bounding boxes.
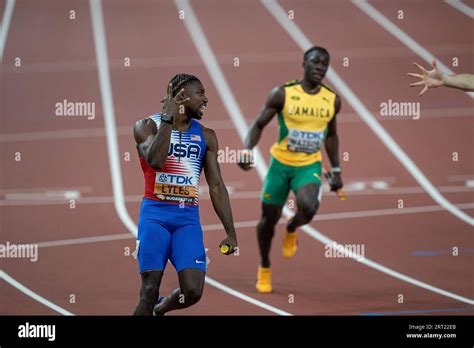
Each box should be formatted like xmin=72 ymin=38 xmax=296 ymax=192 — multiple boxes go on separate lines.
xmin=133 ymin=74 xmax=238 ymax=315
xmin=238 ymin=47 xmax=343 ymax=293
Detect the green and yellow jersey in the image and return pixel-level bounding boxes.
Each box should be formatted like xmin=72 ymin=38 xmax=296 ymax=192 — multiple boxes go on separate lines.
xmin=270 ymin=80 xmax=337 ymax=167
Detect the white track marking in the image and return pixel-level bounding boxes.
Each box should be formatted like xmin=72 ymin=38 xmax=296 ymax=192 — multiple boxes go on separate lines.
xmin=28 ymin=201 xmax=474 ymax=249
xmin=90 ymin=0 xmax=137 ymax=236
xmin=179 ymin=0 xmax=474 ymax=305
xmin=0 ymin=270 xmax=74 ymax=315
xmin=205 ymin=278 xmax=291 ymax=315
xmin=263 ymin=0 xmax=473 ymax=226
xmin=445 ymin=0 xmax=474 ymax=18
xmin=90 ymin=0 xmax=291 ymax=316
xmin=0 ymin=0 xmax=15 ymax=62
xmin=4 ymin=190 xmax=81 ymax=200
xmin=353 ymin=0 xmax=474 ymax=99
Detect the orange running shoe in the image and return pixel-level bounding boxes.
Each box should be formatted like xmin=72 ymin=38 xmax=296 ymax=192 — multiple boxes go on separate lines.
xmin=256 ymin=266 xmax=272 ymax=293
xmin=282 ymin=228 xmax=298 ymax=258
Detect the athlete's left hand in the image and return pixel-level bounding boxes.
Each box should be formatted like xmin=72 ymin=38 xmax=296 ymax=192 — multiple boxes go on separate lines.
xmin=407 ymin=60 xmax=444 ymax=96
xmin=219 ymin=236 xmax=238 ymax=255
xmin=330 ymin=173 xmax=343 ymax=192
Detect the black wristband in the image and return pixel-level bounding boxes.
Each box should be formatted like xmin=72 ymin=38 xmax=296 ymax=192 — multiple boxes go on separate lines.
xmin=161 ymin=113 xmax=174 ymax=124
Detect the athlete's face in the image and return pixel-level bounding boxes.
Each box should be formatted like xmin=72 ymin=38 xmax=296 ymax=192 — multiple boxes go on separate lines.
xmin=303 ymin=50 xmax=330 ymax=84
xmin=183 ymin=81 xmax=208 ymax=120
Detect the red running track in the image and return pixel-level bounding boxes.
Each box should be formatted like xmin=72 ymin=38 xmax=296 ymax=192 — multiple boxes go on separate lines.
xmin=1 ymin=0 xmax=473 ymax=316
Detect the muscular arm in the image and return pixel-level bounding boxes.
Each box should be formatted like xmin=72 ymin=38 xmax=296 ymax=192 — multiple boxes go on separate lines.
xmin=244 ymin=86 xmax=285 ymax=149
xmin=203 ymin=128 xmax=237 ymax=242
xmin=324 ymin=95 xmax=341 ymax=168
xmin=442 ymin=74 xmax=474 ymax=92
xmin=133 ymin=118 xmax=172 ymax=170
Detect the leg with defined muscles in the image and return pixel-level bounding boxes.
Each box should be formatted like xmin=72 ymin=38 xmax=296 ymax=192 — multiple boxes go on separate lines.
xmin=287 ymin=183 xmax=320 ymax=232
xmin=256 ymin=202 xmax=282 ymax=293
xmin=283 ymin=183 xmax=320 ymax=258
xmin=257 ymin=202 xmax=283 ymax=268
xmin=133 ymin=270 xmax=163 ymax=316
xmin=153 ymin=269 xmax=205 ymax=316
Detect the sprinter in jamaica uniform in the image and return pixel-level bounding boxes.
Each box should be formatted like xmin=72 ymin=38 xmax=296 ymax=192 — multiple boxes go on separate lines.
xmin=238 ymin=46 xmax=343 ymax=293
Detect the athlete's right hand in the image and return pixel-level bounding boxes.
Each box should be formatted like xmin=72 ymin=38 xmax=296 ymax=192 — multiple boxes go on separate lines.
xmin=161 ymin=83 xmax=190 ymax=115
xmin=237 ymin=149 xmax=254 ymax=171
xmin=219 ymin=236 xmax=238 ymax=255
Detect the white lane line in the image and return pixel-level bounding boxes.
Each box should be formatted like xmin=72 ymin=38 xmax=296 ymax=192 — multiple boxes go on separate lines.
xmin=0 ymin=270 xmax=74 ymax=315
xmin=28 ymin=202 xmax=474 ymax=249
xmin=90 ymin=0 xmax=137 ymax=236
xmin=4 ymin=190 xmax=81 ymax=200
xmin=90 ymin=0 xmax=291 ymax=316
xmin=179 ymin=0 xmax=474 ymax=305
xmin=204 ymin=278 xmax=291 ymax=315
xmin=2 ymin=187 xmax=474 ymax=207
xmin=445 ymin=0 xmax=474 ymax=18
xmin=352 ymin=0 xmax=474 ymax=99
xmin=263 ymin=0 xmax=473 ymax=226
xmin=0 ymin=0 xmax=15 ymax=62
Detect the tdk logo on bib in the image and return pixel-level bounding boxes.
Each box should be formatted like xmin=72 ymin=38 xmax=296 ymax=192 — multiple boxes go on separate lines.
xmin=289 ymin=129 xmax=322 ymax=140
xmin=157 ymin=173 xmax=193 ymax=185
xmin=287 ymin=129 xmax=325 ymax=153
xmin=168 ymin=142 xmax=201 ymax=159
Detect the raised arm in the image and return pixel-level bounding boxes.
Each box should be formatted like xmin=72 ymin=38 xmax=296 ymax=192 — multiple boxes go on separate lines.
xmin=133 ymin=84 xmax=189 ymax=169
xmin=408 ymin=60 xmax=474 ymax=96
xmin=133 ymin=117 xmax=171 ymax=170
xmin=203 ymin=127 xmax=238 ymax=254
xmin=238 ymin=86 xmax=285 ymax=170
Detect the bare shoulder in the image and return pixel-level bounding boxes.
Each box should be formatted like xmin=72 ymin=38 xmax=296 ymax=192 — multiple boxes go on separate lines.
xmin=201 ymin=125 xmax=218 ymax=151
xmin=133 ymin=117 xmax=157 ymax=143
xmin=268 ymin=85 xmax=285 ymax=106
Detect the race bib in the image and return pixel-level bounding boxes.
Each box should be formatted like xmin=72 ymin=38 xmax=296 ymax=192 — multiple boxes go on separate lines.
xmin=287 ymin=128 xmax=325 ymax=154
xmin=154 ymin=172 xmax=197 ymax=204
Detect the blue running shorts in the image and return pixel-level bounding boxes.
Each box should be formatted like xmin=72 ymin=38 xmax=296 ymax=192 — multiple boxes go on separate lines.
xmin=136 ymin=198 xmax=206 ymax=273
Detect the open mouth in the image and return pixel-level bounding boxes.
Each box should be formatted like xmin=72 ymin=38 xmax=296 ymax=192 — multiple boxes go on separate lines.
xmin=199 ymin=104 xmax=207 ymax=114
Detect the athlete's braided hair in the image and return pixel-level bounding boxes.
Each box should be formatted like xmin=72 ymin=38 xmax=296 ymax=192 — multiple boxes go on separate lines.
xmin=169 ymin=73 xmax=201 ymax=97
xmin=304 ymin=46 xmax=330 ymax=61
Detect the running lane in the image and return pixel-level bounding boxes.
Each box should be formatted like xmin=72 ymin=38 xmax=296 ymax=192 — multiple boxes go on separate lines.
xmin=190 ymin=0 xmax=473 ymax=314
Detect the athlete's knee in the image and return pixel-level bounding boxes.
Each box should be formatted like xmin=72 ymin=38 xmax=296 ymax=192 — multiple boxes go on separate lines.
xmin=182 ymin=285 xmax=203 ymax=305
xmin=260 ymin=204 xmax=282 ymax=227
xmin=298 ymin=199 xmax=319 ymax=221
xmin=140 ymin=282 xmax=158 ymax=301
